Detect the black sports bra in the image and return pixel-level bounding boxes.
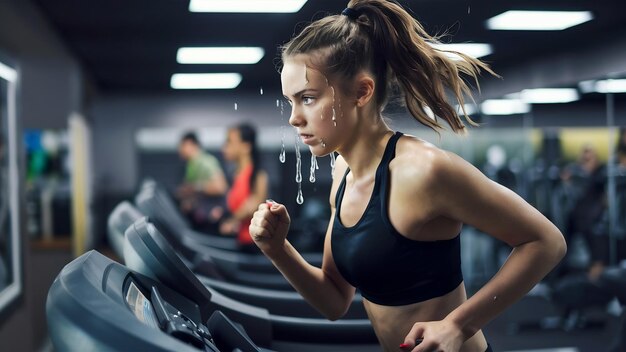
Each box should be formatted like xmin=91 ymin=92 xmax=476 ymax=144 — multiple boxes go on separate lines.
xmin=331 ymin=131 xmax=463 ymax=306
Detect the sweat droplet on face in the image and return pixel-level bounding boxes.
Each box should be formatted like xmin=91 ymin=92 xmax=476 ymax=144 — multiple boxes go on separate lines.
xmin=295 ymin=134 xmax=304 ymax=204
xmin=330 ymin=86 xmax=337 ymax=126
xmin=309 ymin=154 xmax=317 ymax=183
xmin=279 ymin=101 xmax=286 ymax=163
xmin=295 ymin=150 xmax=302 ymax=183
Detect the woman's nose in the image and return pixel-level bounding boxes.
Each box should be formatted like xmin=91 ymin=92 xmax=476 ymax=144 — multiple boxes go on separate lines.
xmin=288 ymin=107 xmax=305 ymax=127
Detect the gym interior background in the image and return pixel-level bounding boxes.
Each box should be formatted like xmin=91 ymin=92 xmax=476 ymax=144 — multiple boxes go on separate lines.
xmin=0 ymin=0 xmax=626 ymax=351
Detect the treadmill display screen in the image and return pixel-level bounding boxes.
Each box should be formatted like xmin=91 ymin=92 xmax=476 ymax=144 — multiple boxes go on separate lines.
xmin=125 ymin=281 xmax=160 ymax=329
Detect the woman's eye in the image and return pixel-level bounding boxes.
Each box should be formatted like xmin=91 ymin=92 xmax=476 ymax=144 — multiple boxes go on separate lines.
xmin=302 ymin=96 xmax=314 ymax=105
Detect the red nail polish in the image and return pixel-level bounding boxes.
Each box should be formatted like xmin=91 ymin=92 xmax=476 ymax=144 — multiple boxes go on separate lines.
xmin=399 ymin=343 xmax=409 ymax=348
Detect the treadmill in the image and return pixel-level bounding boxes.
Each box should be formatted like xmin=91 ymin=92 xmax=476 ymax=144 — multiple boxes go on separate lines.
xmin=107 ymin=203 xmax=367 ymax=319
xmin=135 ymin=180 xmax=238 ymax=251
xmin=46 ymin=250 xmax=270 ymax=351
xmin=107 ymin=200 xmax=144 ymax=264
xmin=133 ymin=186 xmax=322 ymax=290
xmin=123 ymin=217 xmax=379 ymax=349
xmin=135 ymin=182 xmax=324 ymax=270
xmin=109 ymin=200 xmax=294 ymax=290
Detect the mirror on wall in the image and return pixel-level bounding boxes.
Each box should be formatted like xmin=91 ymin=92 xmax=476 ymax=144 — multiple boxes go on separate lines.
xmin=0 ymin=57 xmax=21 ymax=316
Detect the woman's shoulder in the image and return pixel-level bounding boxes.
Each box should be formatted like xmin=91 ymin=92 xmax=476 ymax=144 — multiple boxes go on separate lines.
xmin=392 ymin=134 xmax=458 ymax=186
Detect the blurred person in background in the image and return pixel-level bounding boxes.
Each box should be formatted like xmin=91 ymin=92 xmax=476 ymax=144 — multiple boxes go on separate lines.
xmin=564 ymin=145 xmax=607 ymax=248
xmin=586 ymin=143 xmax=626 ymax=281
xmin=219 ymin=123 xmax=268 ymax=253
xmin=177 ymin=131 xmax=228 ymax=232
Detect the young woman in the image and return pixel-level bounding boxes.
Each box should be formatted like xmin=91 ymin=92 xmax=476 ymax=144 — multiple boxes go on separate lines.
xmin=220 ymin=123 xmax=268 ymax=253
xmin=249 ymin=1 xmax=566 ymax=351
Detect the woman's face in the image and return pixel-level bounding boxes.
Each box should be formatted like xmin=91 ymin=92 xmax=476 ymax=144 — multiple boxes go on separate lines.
xmin=281 ymin=55 xmax=354 ymax=156
xmin=222 ymin=129 xmax=246 ymax=162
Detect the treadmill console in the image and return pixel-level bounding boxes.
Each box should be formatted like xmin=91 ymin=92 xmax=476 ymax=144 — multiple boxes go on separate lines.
xmin=124 ymin=276 xmax=220 ymax=351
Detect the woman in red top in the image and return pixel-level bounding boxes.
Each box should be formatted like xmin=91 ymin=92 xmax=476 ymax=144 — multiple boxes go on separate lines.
xmin=220 ymin=123 xmax=269 ymax=252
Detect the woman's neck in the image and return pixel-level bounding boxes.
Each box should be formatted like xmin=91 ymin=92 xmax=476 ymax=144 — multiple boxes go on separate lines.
xmin=337 ymin=117 xmax=393 ymax=180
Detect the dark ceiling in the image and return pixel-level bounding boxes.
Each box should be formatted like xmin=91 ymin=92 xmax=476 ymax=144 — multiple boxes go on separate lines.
xmin=33 ymin=0 xmax=626 ymax=95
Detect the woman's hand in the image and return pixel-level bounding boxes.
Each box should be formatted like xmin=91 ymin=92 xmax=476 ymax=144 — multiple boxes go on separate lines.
xmin=400 ymin=319 xmax=465 ymax=352
xmin=249 ymin=202 xmax=291 ymax=256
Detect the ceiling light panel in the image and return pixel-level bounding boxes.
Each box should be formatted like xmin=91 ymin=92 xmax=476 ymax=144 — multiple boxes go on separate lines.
xmin=189 ymin=0 xmax=308 ymax=13
xmin=486 ymin=10 xmax=593 ymax=31
xmin=170 ymin=73 xmax=242 ymax=89
xmin=177 ymin=47 xmax=265 ymax=64
xmin=430 ymin=43 xmax=493 ymax=59
xmin=481 ymin=99 xmax=531 ymax=115
xmin=509 ymin=88 xmax=580 ymax=103
xmin=456 ymin=104 xmax=479 ymax=116
xmin=580 ymin=79 xmax=626 ymax=93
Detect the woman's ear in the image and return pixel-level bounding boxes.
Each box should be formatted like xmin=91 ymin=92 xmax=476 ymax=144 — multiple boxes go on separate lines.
xmin=355 ymin=75 xmax=375 ymax=107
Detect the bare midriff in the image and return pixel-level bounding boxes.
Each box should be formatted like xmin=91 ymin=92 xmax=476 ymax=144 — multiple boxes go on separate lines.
xmin=362 ymin=282 xmax=488 ymax=352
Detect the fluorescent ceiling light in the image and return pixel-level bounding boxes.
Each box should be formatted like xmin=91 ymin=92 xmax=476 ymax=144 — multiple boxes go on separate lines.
xmin=0 ymin=61 xmax=17 ymax=82
xmin=486 ymin=10 xmax=593 ymax=30
xmin=189 ymin=0 xmax=307 ymax=13
xmin=481 ymin=99 xmax=530 ymax=115
xmin=456 ymin=103 xmax=478 ymax=116
xmin=177 ymin=47 xmax=264 ymax=64
xmin=506 ymin=88 xmax=579 ymax=103
xmin=431 ymin=43 xmax=493 ymax=59
xmin=594 ymin=79 xmax=626 ymax=93
xmin=579 ymin=79 xmax=626 ymax=93
xmin=170 ymin=73 xmax=242 ymax=89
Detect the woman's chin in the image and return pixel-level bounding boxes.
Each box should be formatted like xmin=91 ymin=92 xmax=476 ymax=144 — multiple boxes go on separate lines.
xmin=309 ymin=145 xmax=332 ymax=157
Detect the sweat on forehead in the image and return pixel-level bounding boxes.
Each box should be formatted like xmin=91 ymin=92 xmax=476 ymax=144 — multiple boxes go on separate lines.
xmin=283 ymin=49 xmax=335 ymax=75
xmin=281 ymin=58 xmax=331 ymax=97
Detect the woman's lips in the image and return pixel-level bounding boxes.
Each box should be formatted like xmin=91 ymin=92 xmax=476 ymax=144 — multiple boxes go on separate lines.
xmin=299 ymin=134 xmax=316 ymax=144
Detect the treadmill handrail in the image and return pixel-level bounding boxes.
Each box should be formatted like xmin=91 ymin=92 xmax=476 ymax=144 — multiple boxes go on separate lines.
xmin=199 ymin=276 xmax=368 ymax=319
xmin=269 ymin=315 xmax=377 ymax=344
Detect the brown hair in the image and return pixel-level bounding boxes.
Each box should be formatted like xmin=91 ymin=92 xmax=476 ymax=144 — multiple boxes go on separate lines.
xmin=281 ymin=0 xmax=497 ymax=134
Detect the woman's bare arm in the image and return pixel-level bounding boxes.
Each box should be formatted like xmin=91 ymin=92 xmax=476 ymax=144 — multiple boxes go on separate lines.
xmin=400 ymin=148 xmax=566 ymax=350
xmin=250 ymin=156 xmax=355 ymax=320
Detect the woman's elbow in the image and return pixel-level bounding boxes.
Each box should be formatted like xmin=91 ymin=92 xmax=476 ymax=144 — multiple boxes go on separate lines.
xmin=319 ymin=298 xmax=351 ymax=321
xmin=550 ymin=230 xmax=567 ymax=263
xmin=323 ymin=306 xmax=349 ymax=321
